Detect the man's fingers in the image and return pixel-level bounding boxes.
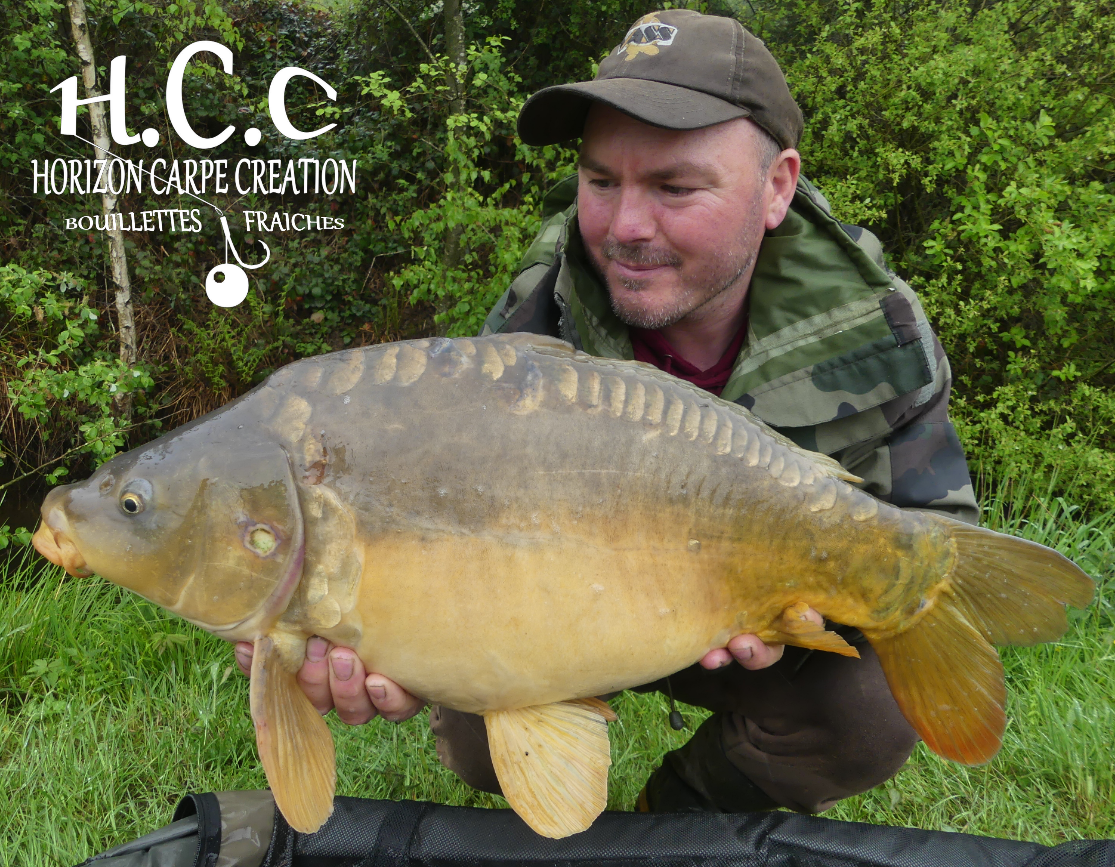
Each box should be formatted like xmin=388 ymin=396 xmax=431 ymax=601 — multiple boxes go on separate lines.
xmin=700 ymin=637 xmax=783 ymax=670
xmin=698 ymin=647 xmax=733 ymax=670
xmin=234 ymin=641 xmax=252 ymax=677
xmin=727 ymin=634 xmax=785 ymax=670
xmin=702 ymin=607 xmax=828 ymax=671
xmin=296 ymin=636 xmax=335 ymax=715
xmin=365 ymin=675 xmax=426 ymax=722
xmin=328 ymin=649 xmax=378 ymax=725
xmin=236 ymin=637 xmax=422 ymax=725
xmin=698 ymin=634 xmax=787 ymax=670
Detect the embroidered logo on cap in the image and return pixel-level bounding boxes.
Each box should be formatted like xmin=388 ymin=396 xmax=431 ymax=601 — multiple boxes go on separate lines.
xmin=618 ymin=14 xmax=678 ymax=60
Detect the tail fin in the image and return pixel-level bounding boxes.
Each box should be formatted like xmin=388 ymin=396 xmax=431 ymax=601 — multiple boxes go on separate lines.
xmin=871 ymin=522 xmax=1094 ymax=766
xmin=943 ymin=523 xmax=1094 ymax=644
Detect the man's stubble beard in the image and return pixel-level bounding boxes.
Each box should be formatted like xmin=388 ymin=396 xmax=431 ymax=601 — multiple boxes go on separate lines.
xmin=591 ymin=190 xmax=767 ymax=332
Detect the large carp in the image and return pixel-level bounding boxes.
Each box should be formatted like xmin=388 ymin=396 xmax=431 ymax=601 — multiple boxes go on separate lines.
xmin=33 ymin=334 xmax=1093 ymax=838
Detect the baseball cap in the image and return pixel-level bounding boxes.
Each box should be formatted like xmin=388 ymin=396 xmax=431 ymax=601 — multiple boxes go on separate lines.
xmin=517 ymin=10 xmax=803 ymax=150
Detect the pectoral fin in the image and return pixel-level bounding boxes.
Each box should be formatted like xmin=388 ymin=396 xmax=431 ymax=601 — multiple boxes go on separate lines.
xmin=250 ymin=635 xmax=337 ymax=833
xmin=484 ymin=700 xmax=615 ymax=838
xmin=756 ymin=602 xmax=861 ymax=658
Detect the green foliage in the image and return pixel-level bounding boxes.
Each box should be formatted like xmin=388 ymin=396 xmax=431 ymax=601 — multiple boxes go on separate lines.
xmin=1 ymin=1 xmax=373 ymax=478
xmin=150 ymin=0 xmax=243 ymax=51
xmin=0 ymin=522 xmax=32 ymax=552
xmin=338 ymin=0 xmax=645 ymax=94
xmin=0 ymin=262 xmax=157 ymax=548
xmin=0 ymin=264 xmax=155 ymax=552
xmin=779 ymin=0 xmax=1115 ymax=509
xmin=356 ymin=37 xmax=575 ymax=335
xmin=0 ymin=0 xmax=70 ymax=176
xmin=1 ymin=265 xmax=154 ymax=453
xmin=176 ymin=288 xmax=307 ymax=392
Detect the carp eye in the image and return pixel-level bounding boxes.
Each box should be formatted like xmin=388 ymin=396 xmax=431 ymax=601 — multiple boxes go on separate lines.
xmin=119 ymin=479 xmax=153 ymax=516
xmin=246 ymin=525 xmax=277 ymax=557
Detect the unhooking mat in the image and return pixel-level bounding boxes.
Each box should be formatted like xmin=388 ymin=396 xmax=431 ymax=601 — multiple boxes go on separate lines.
xmin=76 ymin=791 xmax=1115 ymax=867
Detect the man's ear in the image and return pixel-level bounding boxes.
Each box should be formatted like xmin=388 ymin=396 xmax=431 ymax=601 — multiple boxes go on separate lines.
xmin=764 ymin=149 xmax=801 ymax=230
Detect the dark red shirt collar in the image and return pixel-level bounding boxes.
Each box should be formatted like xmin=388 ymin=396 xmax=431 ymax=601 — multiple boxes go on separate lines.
xmin=629 ymin=315 xmax=748 ymax=397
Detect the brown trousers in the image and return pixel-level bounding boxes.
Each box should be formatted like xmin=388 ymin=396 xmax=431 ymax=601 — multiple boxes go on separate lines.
xmin=429 ymin=638 xmax=918 ymax=814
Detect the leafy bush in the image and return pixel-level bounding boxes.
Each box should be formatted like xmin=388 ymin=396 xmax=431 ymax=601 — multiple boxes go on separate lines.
xmin=777 ymin=0 xmax=1115 ymax=510
xmin=0 ymin=265 xmax=156 ymax=465
xmin=0 ymin=264 xmax=157 ymax=548
xmin=356 ymin=37 xmax=575 ymax=336
xmin=1 ymin=2 xmax=380 ymax=493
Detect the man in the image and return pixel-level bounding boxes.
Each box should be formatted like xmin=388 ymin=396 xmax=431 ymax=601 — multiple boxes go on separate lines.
xmin=237 ymin=9 xmax=979 ymax=815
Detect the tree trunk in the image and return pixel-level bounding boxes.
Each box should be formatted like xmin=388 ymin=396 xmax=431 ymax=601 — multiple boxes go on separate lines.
xmin=444 ymin=0 xmax=467 ymax=116
xmin=65 ymin=0 xmax=137 ymax=419
xmin=439 ymin=0 xmax=468 ymax=335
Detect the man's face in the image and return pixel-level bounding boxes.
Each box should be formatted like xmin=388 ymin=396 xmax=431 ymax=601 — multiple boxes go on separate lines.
xmin=577 ymin=106 xmax=775 ymax=330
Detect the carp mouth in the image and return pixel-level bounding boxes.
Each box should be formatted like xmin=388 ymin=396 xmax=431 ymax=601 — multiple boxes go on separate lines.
xmin=32 ymin=520 xmax=93 ymax=578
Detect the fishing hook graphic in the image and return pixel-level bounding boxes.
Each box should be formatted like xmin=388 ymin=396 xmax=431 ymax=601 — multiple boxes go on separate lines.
xmin=219 ymin=215 xmax=270 ymax=269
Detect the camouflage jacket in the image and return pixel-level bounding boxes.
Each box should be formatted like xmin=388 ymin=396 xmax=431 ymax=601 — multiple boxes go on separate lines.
xmin=482 ymin=176 xmax=979 ymax=524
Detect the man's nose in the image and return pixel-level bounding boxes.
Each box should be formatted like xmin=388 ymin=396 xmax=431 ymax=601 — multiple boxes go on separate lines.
xmin=610 ymin=189 xmax=657 ymax=243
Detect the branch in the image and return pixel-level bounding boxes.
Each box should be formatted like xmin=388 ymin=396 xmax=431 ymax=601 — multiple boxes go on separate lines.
xmin=378 ymin=0 xmax=438 ymax=66
xmin=0 ymin=426 xmax=137 ymax=495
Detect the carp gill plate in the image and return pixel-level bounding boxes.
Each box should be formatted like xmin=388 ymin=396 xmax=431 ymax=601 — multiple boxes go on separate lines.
xmin=33 ymin=334 xmax=1094 ymax=838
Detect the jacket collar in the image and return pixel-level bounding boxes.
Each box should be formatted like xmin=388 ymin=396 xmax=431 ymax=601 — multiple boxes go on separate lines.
xmin=553 ymin=179 xmax=933 ymax=429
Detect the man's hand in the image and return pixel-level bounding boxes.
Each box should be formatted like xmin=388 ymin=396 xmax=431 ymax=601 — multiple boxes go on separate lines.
xmin=234 ymin=637 xmax=425 ymax=724
xmin=697 ymin=607 xmax=825 ymax=671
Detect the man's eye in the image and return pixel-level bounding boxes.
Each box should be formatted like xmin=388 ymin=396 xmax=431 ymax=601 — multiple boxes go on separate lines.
xmin=662 ymin=185 xmax=694 ymax=196
xmin=588 ymin=177 xmax=615 ymax=189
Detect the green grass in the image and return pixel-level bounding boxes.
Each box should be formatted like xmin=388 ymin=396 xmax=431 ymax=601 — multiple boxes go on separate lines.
xmin=0 ymin=485 xmax=1111 ymax=865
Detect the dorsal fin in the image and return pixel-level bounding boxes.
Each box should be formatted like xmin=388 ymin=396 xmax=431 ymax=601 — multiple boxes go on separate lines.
xmin=487 ymin=334 xmax=862 ymax=483
xmin=792 ymin=446 xmax=863 ymax=484
xmin=493 ymin=333 xmax=579 ymax=356
xmin=732 ymin=406 xmax=863 ymax=484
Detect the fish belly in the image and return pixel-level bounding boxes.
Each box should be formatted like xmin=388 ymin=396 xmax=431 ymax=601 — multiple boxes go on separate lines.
xmin=351 ymin=527 xmax=744 ymax=712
